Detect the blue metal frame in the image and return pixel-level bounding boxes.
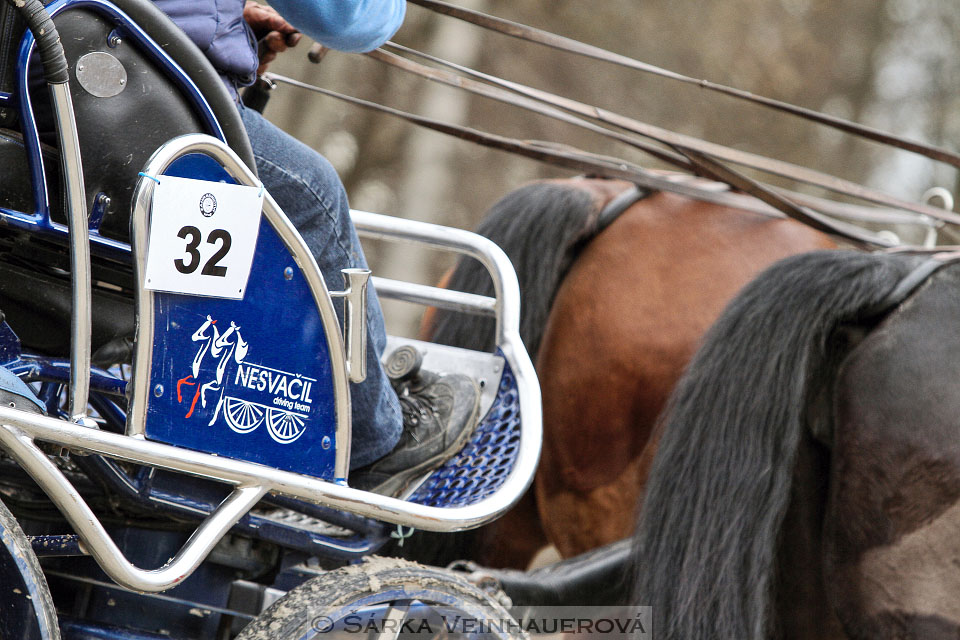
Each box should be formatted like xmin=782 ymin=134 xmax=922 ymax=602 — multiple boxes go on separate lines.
xmin=2 ymin=347 xmax=527 ymax=569
xmin=2 ymin=344 xmax=527 ymax=565
xmin=0 ymin=2 xmax=538 ymax=634
xmin=0 ymin=0 xmax=227 ymax=260
xmin=60 ymin=617 xmax=186 ymax=640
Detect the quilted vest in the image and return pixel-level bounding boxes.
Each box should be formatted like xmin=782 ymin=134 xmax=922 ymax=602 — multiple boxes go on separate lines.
xmin=151 ymin=0 xmax=258 ymax=96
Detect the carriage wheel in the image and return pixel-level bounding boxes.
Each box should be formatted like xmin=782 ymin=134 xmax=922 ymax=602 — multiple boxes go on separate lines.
xmin=236 ymin=559 xmax=522 ymax=640
xmin=224 ymin=397 xmax=264 ymax=433
xmin=0 ymin=496 xmax=60 ymax=640
xmin=266 ymin=407 xmax=307 ymax=444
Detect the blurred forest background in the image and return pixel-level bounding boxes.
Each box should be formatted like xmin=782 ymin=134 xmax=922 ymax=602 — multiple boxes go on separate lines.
xmin=259 ymin=0 xmax=960 ymax=336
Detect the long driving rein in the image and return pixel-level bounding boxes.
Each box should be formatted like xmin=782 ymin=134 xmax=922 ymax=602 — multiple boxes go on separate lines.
xmin=267 ymin=1 xmax=960 ymax=248
xmin=406 ymin=0 xmax=960 ymax=171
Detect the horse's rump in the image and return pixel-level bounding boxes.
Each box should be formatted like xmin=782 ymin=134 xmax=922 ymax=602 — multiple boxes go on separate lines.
xmin=828 ymin=262 xmax=960 ymax=638
xmin=631 ymin=250 xmax=957 ymax=639
xmin=419 ymin=177 xmax=836 ymax=567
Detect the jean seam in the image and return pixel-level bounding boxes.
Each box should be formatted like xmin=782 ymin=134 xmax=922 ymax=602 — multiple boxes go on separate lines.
xmin=254 ymin=155 xmax=354 ymax=260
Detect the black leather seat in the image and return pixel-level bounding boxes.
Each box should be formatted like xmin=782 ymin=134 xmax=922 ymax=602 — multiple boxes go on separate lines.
xmin=0 ymin=0 xmax=257 ymax=357
xmin=31 ymin=0 xmax=256 ymax=240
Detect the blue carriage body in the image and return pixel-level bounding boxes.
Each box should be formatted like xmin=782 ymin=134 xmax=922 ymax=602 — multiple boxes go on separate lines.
xmin=0 ymin=0 xmax=540 ymax=637
xmin=144 ymin=160 xmax=339 ymax=480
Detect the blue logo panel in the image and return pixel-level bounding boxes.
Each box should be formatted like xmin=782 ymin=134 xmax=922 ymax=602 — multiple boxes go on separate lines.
xmin=144 ymin=219 xmax=338 ymax=479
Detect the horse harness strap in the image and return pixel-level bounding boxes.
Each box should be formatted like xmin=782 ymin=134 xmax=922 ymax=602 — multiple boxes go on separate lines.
xmin=596 ymin=184 xmax=649 ymax=233
xmin=868 ymin=251 xmax=960 ymax=318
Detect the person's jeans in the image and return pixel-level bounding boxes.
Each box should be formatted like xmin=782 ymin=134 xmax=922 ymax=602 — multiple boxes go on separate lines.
xmin=239 ymin=104 xmax=402 ymax=468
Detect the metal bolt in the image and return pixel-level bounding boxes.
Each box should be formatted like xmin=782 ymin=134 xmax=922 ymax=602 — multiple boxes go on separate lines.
xmin=153 ymin=384 xmax=164 ymax=398
xmin=77 ymin=64 xmax=84 ymax=72
xmin=321 ymin=436 xmax=331 ymax=450
xmin=97 ymin=193 xmax=111 ymax=208
xmin=283 ymin=266 xmax=294 ymax=280
xmin=108 ymin=35 xmax=123 ymax=47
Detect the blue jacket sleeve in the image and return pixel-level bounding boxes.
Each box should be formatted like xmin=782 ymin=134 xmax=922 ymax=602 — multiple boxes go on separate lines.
xmin=268 ymin=0 xmax=406 ymax=53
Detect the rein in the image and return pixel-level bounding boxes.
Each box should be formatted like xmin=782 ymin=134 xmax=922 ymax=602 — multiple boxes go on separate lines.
xmin=283 ymin=5 xmax=960 ymax=247
xmin=407 ymin=0 xmax=960 ymax=171
xmin=375 ymin=43 xmax=959 ymax=226
xmin=267 ymin=72 xmax=897 ymax=248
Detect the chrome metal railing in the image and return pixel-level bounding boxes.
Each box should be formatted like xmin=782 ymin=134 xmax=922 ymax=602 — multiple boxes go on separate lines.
xmin=0 ymin=134 xmax=541 ymax=592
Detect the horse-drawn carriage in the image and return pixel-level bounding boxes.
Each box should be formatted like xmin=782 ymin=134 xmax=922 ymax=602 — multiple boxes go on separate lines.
xmin=4 ymin=0 xmax=960 ymax=638
xmin=0 ymin=0 xmax=550 ymax=637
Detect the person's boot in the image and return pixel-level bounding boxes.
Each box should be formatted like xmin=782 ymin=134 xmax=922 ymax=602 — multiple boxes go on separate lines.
xmin=351 ymin=348 xmax=480 ymax=497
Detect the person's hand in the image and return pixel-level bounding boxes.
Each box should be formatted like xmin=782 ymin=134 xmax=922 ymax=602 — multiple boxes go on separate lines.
xmin=243 ymin=1 xmax=302 ymax=75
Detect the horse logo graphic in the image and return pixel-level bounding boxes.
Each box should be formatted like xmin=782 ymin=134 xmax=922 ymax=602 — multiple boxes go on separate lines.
xmin=176 ymin=315 xmax=310 ymax=444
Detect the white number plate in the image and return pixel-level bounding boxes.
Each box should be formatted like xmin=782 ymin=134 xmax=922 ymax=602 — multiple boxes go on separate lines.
xmin=144 ymin=175 xmax=263 ymax=299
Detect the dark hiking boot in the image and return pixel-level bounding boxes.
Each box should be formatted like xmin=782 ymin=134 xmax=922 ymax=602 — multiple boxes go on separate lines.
xmin=352 ymin=364 xmax=480 ymax=497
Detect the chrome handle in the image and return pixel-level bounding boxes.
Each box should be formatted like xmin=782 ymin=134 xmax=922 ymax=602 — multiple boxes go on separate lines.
xmin=331 ymin=268 xmax=371 ymax=383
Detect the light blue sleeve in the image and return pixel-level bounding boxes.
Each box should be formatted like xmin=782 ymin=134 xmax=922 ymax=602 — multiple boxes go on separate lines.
xmin=268 ymin=0 xmax=406 ymax=53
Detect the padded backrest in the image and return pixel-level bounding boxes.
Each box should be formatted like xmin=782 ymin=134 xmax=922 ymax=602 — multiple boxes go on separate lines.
xmin=43 ymin=0 xmax=256 ymax=242
xmin=109 ymin=0 xmax=254 ymax=166
xmin=0 ymin=0 xmax=258 ymax=357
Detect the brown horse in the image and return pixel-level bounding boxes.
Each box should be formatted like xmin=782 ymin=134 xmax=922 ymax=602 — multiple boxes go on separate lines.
xmin=418 ymin=175 xmax=835 ymax=568
xmin=633 ymin=249 xmax=960 ymax=639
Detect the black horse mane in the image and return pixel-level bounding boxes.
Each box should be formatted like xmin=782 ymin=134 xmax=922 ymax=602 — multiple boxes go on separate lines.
xmin=632 ymin=250 xmax=922 ymax=639
xmin=429 ymin=181 xmax=604 ymax=359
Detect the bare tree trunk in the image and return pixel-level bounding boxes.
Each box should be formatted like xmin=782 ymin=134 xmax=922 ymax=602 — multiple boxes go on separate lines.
xmin=378 ymin=0 xmax=490 ymax=338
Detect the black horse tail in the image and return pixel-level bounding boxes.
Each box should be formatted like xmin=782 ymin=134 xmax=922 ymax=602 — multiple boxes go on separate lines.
xmin=429 ymin=181 xmax=616 ymax=359
xmin=632 ymin=250 xmax=923 ymax=640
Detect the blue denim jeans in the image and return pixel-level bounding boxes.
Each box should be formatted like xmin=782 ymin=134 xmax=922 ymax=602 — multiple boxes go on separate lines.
xmin=239 ymin=104 xmax=402 ymax=468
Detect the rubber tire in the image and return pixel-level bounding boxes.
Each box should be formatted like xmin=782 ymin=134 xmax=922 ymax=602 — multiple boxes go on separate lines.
xmin=0 ymin=496 xmax=60 ymax=640
xmin=237 ymin=558 xmax=521 ymax=640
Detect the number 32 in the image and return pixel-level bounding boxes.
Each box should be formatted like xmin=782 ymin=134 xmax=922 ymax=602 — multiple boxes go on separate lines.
xmin=174 ymin=226 xmax=232 ymax=277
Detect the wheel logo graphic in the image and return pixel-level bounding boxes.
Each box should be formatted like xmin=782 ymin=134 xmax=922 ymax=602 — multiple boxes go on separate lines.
xmin=180 ymin=316 xmax=315 ymax=446
xmin=266 ymin=408 xmax=307 ymax=444
xmin=224 ymin=397 xmax=264 ymax=433
xmin=199 ymin=193 xmax=217 ymax=217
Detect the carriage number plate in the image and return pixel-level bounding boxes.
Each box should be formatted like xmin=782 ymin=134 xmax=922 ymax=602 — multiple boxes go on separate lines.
xmin=144 ymin=176 xmax=263 ymax=299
